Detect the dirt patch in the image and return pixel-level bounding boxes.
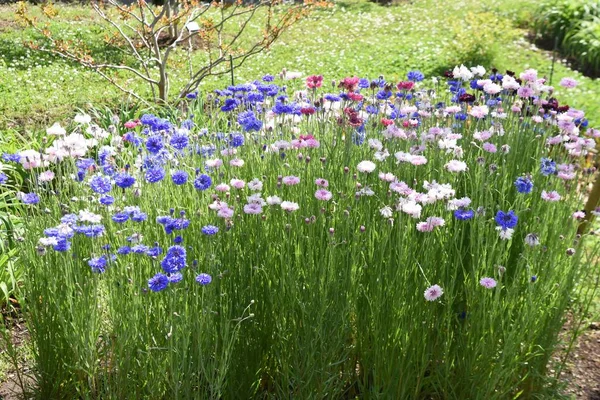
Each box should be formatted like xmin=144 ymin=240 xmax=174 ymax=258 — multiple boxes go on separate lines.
xmin=0 ymin=314 xmax=33 ymax=400
xmin=560 ymin=323 xmax=600 ymax=399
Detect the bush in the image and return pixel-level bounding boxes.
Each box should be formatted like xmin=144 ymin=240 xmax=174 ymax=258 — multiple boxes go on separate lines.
xmin=533 ymin=0 xmax=600 ymax=76
xmin=5 ymin=67 xmax=600 ymax=398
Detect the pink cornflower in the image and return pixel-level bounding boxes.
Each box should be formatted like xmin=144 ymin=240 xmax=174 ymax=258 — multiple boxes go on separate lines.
xmin=124 ymin=120 xmax=138 ymax=129
xmin=280 ymin=201 xmax=299 ymax=212
xmin=205 ymin=158 xmax=223 ymax=168
xmin=541 ymin=190 xmax=561 ymax=202
xmin=445 ymin=160 xmax=467 ymax=173
xmin=306 ymin=75 xmax=323 ymax=89
xmin=217 ymin=207 xmax=234 ymax=219
xmin=315 ymin=189 xmax=332 ymax=201
xmin=38 ymin=170 xmax=55 ymax=182
xmin=424 ymin=284 xmax=443 ymax=301
xmin=215 ymin=183 xmax=230 ymax=192
xmin=559 ymin=77 xmax=578 ymax=88
xmin=480 ymin=277 xmax=497 ymax=289
xmin=473 ymin=130 xmax=493 ymax=141
xmin=416 ymin=217 xmax=445 ymax=232
xmin=378 ymin=172 xmax=396 ymax=182
xmin=469 ymin=105 xmax=489 ymax=119
xmin=573 ymin=211 xmax=586 ymax=219
xmin=410 ymin=155 xmax=428 ymax=166
xmin=282 ymin=176 xmax=300 ymax=186
xmin=243 ymin=203 xmax=263 ymax=215
xmin=390 ymin=181 xmax=413 ymax=196
xmin=230 ymin=158 xmax=244 ymax=167
xmin=520 ymin=69 xmax=538 ymax=82
xmin=247 ymin=178 xmax=263 ymax=191
xmin=482 ymin=142 xmax=497 ymax=153
xmin=230 ymin=179 xmax=245 ymax=189
xmin=517 ymin=87 xmax=534 ymax=98
xmin=315 ymin=178 xmax=329 ymax=187
xmin=357 ymin=160 xmax=376 ymax=173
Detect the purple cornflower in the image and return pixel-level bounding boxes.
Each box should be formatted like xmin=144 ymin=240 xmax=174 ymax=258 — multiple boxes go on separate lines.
xmin=168 ymin=273 xmax=183 ymax=283
xmin=148 ymin=273 xmax=169 ymax=292
xmin=454 ymin=209 xmax=474 ymax=220
xmin=514 ymin=176 xmax=533 ymax=194
xmin=160 ymin=245 xmax=186 ymax=273
xmin=90 ymin=175 xmax=112 ymax=194
xmin=21 ymin=192 xmax=40 ymax=204
xmin=0 ymin=172 xmax=7 ymax=185
xmin=114 ymin=173 xmax=136 ymax=189
xmin=171 ymin=170 xmax=188 ymax=185
xmin=424 ymin=284 xmax=443 ymax=301
xmin=201 ymin=225 xmax=219 ymax=235
xmin=88 ymin=255 xmax=109 ymax=273
xmin=495 ymin=210 xmax=518 ymax=229
xmin=479 ymin=277 xmax=497 ymax=289
xmin=145 ymin=166 xmax=165 ymax=183
xmin=112 ymin=212 xmax=129 ymax=223
xmin=540 ymin=158 xmax=556 ymax=176
xmin=196 ymin=273 xmax=212 ymax=285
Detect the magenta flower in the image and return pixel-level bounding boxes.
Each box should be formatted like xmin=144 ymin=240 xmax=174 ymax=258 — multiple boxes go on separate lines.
xmin=282 ymin=176 xmax=300 ymax=186
xmin=315 ymin=189 xmax=332 ymax=201
xmin=479 ymin=277 xmax=497 ymax=289
xmin=424 ymin=284 xmax=443 ymax=301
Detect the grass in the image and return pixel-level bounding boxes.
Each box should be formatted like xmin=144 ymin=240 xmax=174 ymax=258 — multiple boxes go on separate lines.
xmin=1 ymin=0 xmax=599 ymax=135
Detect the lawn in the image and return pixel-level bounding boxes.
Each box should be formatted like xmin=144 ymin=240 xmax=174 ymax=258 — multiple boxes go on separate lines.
xmin=1 ymin=0 xmax=600 ymax=136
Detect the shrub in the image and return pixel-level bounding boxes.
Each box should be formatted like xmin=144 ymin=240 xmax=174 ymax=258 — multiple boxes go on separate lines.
xmin=4 ymin=67 xmax=600 ymax=398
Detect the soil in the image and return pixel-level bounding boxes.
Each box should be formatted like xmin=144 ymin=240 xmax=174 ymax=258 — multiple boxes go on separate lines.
xmin=558 ymin=323 xmax=600 ymax=400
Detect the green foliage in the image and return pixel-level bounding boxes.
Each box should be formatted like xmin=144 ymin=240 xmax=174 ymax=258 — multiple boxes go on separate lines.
xmin=533 ymin=0 xmax=600 ymax=76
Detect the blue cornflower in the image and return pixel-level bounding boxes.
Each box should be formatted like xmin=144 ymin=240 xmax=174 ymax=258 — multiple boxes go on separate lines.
xmin=181 ymin=119 xmax=194 ymax=130
xmin=376 ymin=90 xmax=392 ymax=100
xmin=148 ymin=273 xmax=169 ymax=292
xmin=117 ymin=246 xmax=131 ymax=255
xmin=100 ymin=195 xmax=115 ymax=205
xmin=365 ymin=105 xmax=378 ymax=115
xmin=90 ymin=175 xmax=112 ymax=194
xmin=540 ymin=158 xmax=556 ymax=176
xmin=140 ymin=114 xmax=159 ymax=126
xmin=146 ymin=245 xmax=163 ymax=257
xmin=324 ymin=93 xmax=341 ymax=102
xmin=145 ymin=135 xmax=164 ymax=154
xmin=514 ymin=176 xmax=533 ymax=194
xmin=196 ymin=273 xmax=212 ymax=285
xmin=132 ymin=244 xmax=150 ymax=254
xmin=131 ymin=211 xmax=147 ymax=222
xmin=171 ymin=170 xmax=188 ymax=185
xmin=186 ymin=91 xmax=198 ymax=99
xmin=145 ymin=166 xmax=165 ymax=183
xmin=246 ymin=92 xmax=264 ymax=103
xmin=0 ymin=172 xmax=7 ymax=184
xmin=220 ymin=98 xmax=239 ymax=112
xmin=262 ymin=74 xmax=274 ymax=82
xmin=60 ymin=214 xmax=79 ymax=225
xmin=161 ymin=245 xmax=187 ymax=274
xmin=237 ymin=111 xmax=263 ymax=132
xmin=194 ymin=174 xmax=212 ymax=191
xmin=21 ymin=192 xmax=40 ymax=204
xmin=170 ymin=132 xmax=189 ymax=150
xmin=531 ymin=275 xmax=538 ymax=282
xmin=358 ymin=78 xmax=370 ymax=89
xmin=454 ymin=209 xmax=475 ymax=220
xmin=81 ymin=224 xmax=105 ymax=238
xmin=112 ymin=212 xmax=130 ymax=224
xmin=114 ymin=172 xmax=135 ymax=189
xmin=53 ymin=238 xmax=71 ymax=252
xmin=89 ymin=255 xmax=108 ymax=273
xmin=174 ymin=235 xmax=183 ymax=244
xmin=407 ymin=70 xmax=424 ymax=82
xmin=230 ymin=133 xmax=245 ymax=147
xmin=495 ymin=210 xmax=518 ymax=229
xmin=201 ymin=225 xmax=219 ymax=235
xmin=168 ymin=273 xmax=183 ymax=283
xmin=2 ymin=153 xmax=21 ymax=163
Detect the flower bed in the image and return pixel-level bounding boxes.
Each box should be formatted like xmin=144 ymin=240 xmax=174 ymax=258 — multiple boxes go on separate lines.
xmin=4 ymin=66 xmax=600 ymax=398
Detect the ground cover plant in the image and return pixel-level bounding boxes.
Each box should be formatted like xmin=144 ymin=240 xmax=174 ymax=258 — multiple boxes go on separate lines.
xmin=2 ymin=66 xmax=599 ymax=398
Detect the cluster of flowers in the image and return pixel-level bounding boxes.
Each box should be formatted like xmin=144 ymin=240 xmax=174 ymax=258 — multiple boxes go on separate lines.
xmin=3 ymin=65 xmax=595 ymax=299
